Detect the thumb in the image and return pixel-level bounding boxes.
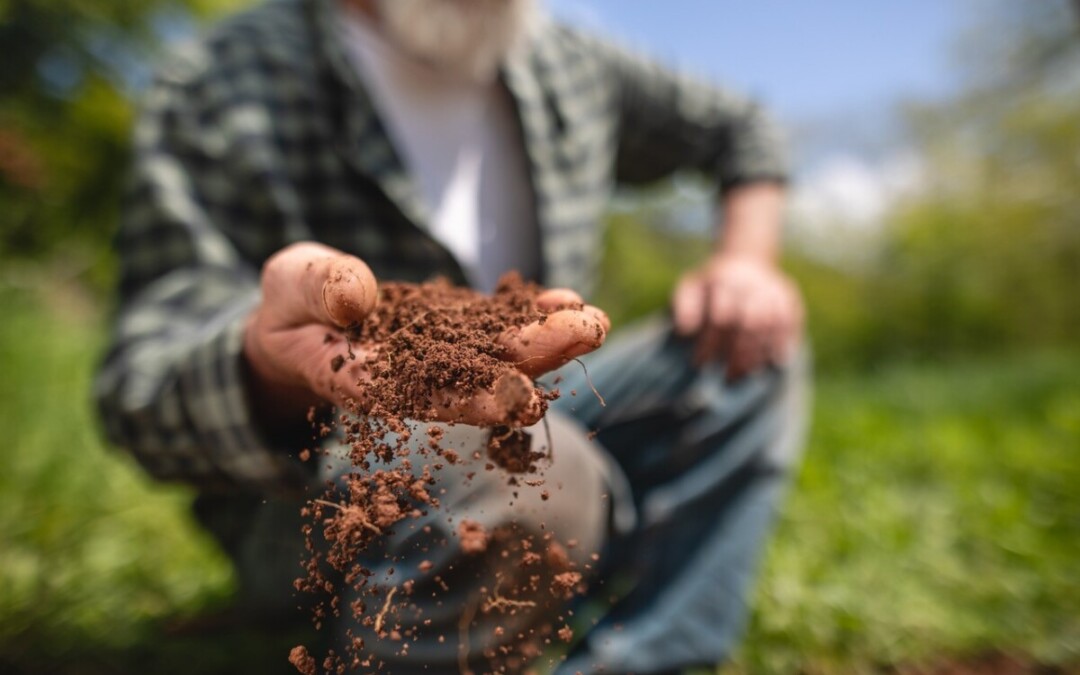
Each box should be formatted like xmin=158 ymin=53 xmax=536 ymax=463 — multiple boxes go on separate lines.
xmin=261 ymin=242 xmax=378 ymax=328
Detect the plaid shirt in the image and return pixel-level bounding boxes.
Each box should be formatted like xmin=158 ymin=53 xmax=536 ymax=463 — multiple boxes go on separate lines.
xmin=94 ymin=0 xmax=788 ymax=493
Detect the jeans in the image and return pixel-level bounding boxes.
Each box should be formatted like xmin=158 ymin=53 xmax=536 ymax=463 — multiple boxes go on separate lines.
xmin=550 ymin=318 xmax=807 ymax=674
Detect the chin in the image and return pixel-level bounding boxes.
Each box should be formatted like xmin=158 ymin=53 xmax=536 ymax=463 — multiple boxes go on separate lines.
xmin=376 ymin=0 xmax=540 ymax=81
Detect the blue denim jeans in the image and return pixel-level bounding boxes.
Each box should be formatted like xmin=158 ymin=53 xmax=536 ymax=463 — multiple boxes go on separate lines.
xmin=550 ymin=317 xmax=808 ymax=674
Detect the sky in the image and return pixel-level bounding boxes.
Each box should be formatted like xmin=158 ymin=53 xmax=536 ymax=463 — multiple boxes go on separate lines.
xmin=143 ymin=1 xmax=968 ymax=131
xmin=545 ymin=0 xmax=969 ymax=125
xmin=543 ymin=0 xmax=974 ymax=240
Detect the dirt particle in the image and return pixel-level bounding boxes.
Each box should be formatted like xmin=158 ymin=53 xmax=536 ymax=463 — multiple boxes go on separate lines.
xmin=288 ymin=645 xmax=316 ymax=675
xmin=557 ymin=625 xmax=574 ymax=643
xmin=458 ymin=519 xmax=489 ymax=555
xmin=551 ymin=572 xmax=582 ymax=599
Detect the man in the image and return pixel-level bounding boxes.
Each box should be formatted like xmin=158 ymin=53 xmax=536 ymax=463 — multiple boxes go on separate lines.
xmin=95 ymin=0 xmax=807 ymax=672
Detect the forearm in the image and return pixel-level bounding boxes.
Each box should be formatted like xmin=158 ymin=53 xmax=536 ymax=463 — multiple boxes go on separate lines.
xmin=714 ymin=181 xmax=786 ymax=263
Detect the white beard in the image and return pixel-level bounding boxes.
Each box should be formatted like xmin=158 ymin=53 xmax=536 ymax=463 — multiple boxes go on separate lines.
xmin=374 ymin=0 xmax=539 ymax=82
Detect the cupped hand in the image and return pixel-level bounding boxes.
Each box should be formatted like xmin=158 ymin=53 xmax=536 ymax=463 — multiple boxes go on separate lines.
xmin=672 ymin=254 xmax=803 ymax=380
xmin=242 ymin=242 xmax=609 ymax=428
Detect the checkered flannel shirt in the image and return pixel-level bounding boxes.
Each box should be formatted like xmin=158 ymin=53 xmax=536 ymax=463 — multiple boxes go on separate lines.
xmin=94 ymin=0 xmax=788 ymax=494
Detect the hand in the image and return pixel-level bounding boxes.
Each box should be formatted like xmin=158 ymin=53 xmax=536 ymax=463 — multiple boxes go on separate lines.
xmin=242 ymin=242 xmax=609 ymax=428
xmin=672 ymin=254 xmax=803 ymax=380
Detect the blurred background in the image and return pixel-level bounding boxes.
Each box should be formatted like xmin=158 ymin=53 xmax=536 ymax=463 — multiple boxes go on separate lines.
xmin=1 ymin=0 xmax=1077 ymax=673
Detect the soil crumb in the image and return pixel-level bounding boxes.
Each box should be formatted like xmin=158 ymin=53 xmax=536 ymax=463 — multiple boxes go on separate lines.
xmin=458 ymin=519 xmax=490 ymax=555
xmin=288 ymin=645 xmax=316 ymax=675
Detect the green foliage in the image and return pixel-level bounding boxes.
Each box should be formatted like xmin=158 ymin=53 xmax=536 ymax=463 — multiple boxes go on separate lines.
xmin=0 ymin=0 xmax=251 ymax=285
xmin=787 ymin=53 xmax=1080 ymax=369
xmin=839 ymin=55 xmax=1080 ymax=362
xmin=592 ymin=212 xmax=710 ymax=330
xmin=734 ymin=353 xmax=1080 ymax=673
xmin=0 ymin=284 xmax=234 ymax=667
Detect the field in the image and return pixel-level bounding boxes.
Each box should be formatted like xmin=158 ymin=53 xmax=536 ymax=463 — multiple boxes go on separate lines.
xmin=1 ymin=284 xmax=1078 ymax=674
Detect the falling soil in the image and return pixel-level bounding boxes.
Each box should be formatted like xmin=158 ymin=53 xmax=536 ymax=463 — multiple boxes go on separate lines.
xmin=291 ymin=274 xmax=595 ymax=674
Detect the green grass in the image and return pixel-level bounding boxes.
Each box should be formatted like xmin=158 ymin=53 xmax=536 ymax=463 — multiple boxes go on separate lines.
xmin=736 ymin=353 xmax=1080 ymax=673
xmin=0 ymin=286 xmax=237 ymax=672
xmin=1 ymin=284 xmax=1078 ymax=673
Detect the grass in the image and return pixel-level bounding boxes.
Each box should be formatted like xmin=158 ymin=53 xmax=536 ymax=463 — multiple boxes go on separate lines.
xmin=735 ymin=352 xmax=1080 ymax=673
xmin=1 ymin=282 xmax=1078 ymax=673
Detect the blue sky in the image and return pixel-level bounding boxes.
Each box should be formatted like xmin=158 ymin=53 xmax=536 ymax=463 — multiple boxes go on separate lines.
xmin=138 ymin=0 xmax=975 ymax=232
xmin=543 ymin=1 xmax=978 ymax=242
xmin=546 ymin=0 xmax=969 ymax=126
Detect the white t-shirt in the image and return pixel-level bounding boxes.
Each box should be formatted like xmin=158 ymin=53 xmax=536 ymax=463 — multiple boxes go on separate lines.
xmin=338 ymin=7 xmax=540 ymax=292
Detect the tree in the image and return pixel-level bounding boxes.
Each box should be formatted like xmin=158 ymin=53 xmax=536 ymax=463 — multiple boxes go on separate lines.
xmin=0 ymin=0 xmax=248 ymax=283
xmin=871 ymin=0 xmax=1080 ymax=357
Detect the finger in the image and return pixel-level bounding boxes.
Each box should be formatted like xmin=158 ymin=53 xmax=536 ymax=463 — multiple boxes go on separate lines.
xmin=726 ymin=333 xmax=760 ymax=380
xmin=499 ymin=310 xmax=608 ymax=378
xmin=724 ymin=321 xmax=753 ymax=380
xmin=672 ymin=275 xmax=706 ymax=336
xmin=695 ymin=283 xmax=737 ymax=365
xmin=583 ymin=304 xmax=612 ymax=334
xmin=535 ymin=288 xmax=584 ymax=312
xmin=427 ymin=372 xmax=545 ymax=427
xmin=724 ymin=296 xmax=765 ymax=380
xmin=535 ymin=288 xmax=610 ymax=333
xmin=694 ymin=325 xmax=719 ymax=366
xmin=262 ymin=242 xmax=378 ymax=328
xmin=708 ymin=280 xmax=739 ymax=333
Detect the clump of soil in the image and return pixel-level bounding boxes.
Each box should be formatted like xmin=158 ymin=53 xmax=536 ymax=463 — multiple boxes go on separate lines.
xmin=343 ymin=274 xmax=569 ymax=429
xmin=288 ymin=646 xmax=316 ymax=675
xmin=292 ymin=273 xmax=595 ymax=674
xmin=458 ymin=519 xmax=490 ymax=555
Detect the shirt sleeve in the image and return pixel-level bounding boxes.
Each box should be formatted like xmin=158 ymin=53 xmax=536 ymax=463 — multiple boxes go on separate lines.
xmin=589 ymin=34 xmax=789 ymax=191
xmin=93 ymin=49 xmax=308 ymax=496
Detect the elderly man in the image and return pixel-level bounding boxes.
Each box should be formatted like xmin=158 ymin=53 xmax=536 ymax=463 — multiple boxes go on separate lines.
xmin=95 ymin=0 xmax=807 ymax=672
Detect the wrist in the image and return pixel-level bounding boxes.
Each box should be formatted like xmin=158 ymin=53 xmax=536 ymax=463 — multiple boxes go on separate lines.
xmin=714 ymin=181 xmax=785 ymax=263
xmin=710 ymin=247 xmax=778 ymax=268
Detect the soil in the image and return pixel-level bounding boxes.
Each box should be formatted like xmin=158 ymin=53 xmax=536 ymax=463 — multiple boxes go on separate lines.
xmin=291 ymin=273 xmax=593 ymax=674
xmin=288 ymin=646 xmax=316 ymax=675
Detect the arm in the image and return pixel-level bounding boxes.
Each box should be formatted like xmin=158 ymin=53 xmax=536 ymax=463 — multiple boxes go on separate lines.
xmin=673 ymin=182 xmax=803 ymax=378
xmin=592 ymin=35 xmax=803 ymax=377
